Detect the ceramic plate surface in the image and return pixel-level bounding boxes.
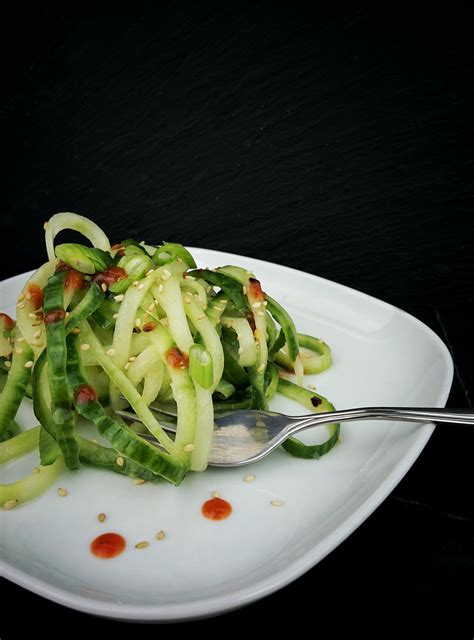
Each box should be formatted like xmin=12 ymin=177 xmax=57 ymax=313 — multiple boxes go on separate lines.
xmin=0 ymin=249 xmax=453 ymax=621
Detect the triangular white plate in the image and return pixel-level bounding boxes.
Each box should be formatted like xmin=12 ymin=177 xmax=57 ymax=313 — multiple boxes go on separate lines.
xmin=0 ymin=249 xmax=453 ymax=621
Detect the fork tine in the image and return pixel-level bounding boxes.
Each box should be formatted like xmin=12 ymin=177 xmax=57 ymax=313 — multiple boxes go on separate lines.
xmin=115 ymin=409 xmax=178 ymax=434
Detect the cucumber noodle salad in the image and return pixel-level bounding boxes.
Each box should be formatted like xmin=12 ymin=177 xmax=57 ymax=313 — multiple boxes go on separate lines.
xmin=0 ymin=213 xmax=339 ymax=509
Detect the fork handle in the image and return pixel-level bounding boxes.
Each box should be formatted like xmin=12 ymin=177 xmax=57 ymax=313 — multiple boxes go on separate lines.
xmin=289 ymin=407 xmax=474 ymax=434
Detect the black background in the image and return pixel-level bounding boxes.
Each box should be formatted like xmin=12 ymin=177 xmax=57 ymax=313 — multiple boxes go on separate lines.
xmin=1 ymin=3 xmax=473 ymax=634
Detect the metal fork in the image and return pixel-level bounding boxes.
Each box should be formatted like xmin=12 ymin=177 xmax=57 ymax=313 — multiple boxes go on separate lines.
xmin=115 ymin=406 xmax=474 ymax=467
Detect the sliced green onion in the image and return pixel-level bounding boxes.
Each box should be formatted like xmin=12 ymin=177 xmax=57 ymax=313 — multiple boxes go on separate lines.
xmin=152 ymin=242 xmax=197 ymax=269
xmin=55 ymin=243 xmax=113 ymax=274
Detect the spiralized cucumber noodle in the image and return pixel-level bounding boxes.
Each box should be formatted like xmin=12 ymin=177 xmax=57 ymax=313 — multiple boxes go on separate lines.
xmin=0 ymin=213 xmax=339 ymax=508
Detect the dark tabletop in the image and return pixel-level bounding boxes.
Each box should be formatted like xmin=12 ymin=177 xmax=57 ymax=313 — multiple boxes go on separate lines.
xmin=1 ymin=4 xmax=473 ymax=634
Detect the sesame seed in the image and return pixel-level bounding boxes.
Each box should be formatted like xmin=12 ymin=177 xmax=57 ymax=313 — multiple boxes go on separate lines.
xmin=220 ymin=299 xmax=228 ymax=304
xmin=263 ymin=301 xmax=268 ymax=306
xmin=114 ymin=294 xmax=125 ymax=302
xmin=113 ymin=313 xmax=119 ymax=319
xmin=33 ymin=467 xmax=41 ymax=474
xmin=17 ymin=301 xmax=26 ymax=309
xmin=3 ymin=499 xmax=18 ymax=510
xmin=156 ymin=530 xmax=166 ymax=541
xmin=57 ymin=488 xmax=68 ymax=497
xmin=135 ymin=318 xmax=142 ymax=327
xmin=116 ymin=456 xmax=125 ymax=467
xmin=163 ymin=269 xmax=171 ymax=277
xmin=34 ymin=329 xmax=42 ymax=338
xmin=257 ymin=364 xmax=265 ymax=373
xmin=80 ymin=343 xmax=91 ymax=351
xmin=101 ymin=283 xmax=108 ymax=292
xmin=146 ymin=268 xmax=155 ymax=276
xmin=147 ymin=302 xmax=156 ymax=311
xmin=197 ymin=314 xmax=205 ymax=320
xmin=32 ymin=341 xmax=44 ymax=348
xmin=212 ymin=491 xmax=221 ymax=498
xmin=133 ymin=478 xmax=145 ymax=485
xmin=106 ymin=348 xmax=116 ymax=356
xmin=4 ymin=361 xmax=11 ymax=369
xmin=26 ymin=292 xmax=32 ymax=300
xmin=256 ymin=311 xmax=265 ymax=317
xmin=184 ymin=295 xmax=192 ymax=304
xmin=271 ymin=499 xmax=283 ymax=507
xmin=72 ymin=328 xmax=82 ymax=335
xmin=183 ymin=443 xmax=194 ymax=453
xmin=124 ymin=362 xmax=131 ymax=370
xmin=137 ymin=283 xmax=145 ymax=290
xmin=128 ymin=355 xmax=136 ymax=362
xmin=98 ymin=512 xmax=106 ymax=523
xmin=244 ymin=474 xmax=256 ymax=483
xmin=135 ymin=541 xmax=149 ymax=549
xmin=242 ymin=286 xmax=247 ymax=295
xmin=28 ymin=312 xmax=37 ymax=319
xmin=16 ymin=337 xmax=25 ymax=343
xmin=91 ymin=439 xmax=99 ymax=445
xmin=237 ymin=333 xmax=242 ymax=340
xmin=252 ymin=301 xmax=261 ymax=308
xmin=15 ymin=347 xmax=23 ymax=354
xmin=133 ymin=280 xmax=139 ymax=287
xmin=24 ymin=360 xmax=34 ymax=369
xmin=17 ymin=293 xmax=25 ymax=302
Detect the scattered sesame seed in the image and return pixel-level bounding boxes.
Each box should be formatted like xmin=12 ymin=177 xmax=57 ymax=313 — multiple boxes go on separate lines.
xmin=116 ymin=456 xmax=125 ymax=467
xmin=113 ymin=313 xmax=119 ymax=319
xmin=257 ymin=364 xmax=266 ymax=373
xmin=106 ymin=348 xmax=116 ymax=356
xmin=32 ymin=322 xmax=42 ymax=327
xmin=80 ymin=343 xmax=91 ymax=351
xmin=133 ymin=478 xmax=145 ymax=485
xmin=156 ymin=530 xmax=166 ymax=541
xmin=128 ymin=355 xmax=136 ymax=362
xmin=17 ymin=301 xmax=26 ymax=309
xmin=252 ymin=301 xmax=261 ymax=308
xmin=237 ymin=333 xmax=242 ymax=340
xmin=262 ymin=301 xmax=268 ymax=306
xmin=3 ymin=499 xmax=18 ymax=510
xmin=16 ymin=337 xmax=25 ymax=343
xmin=28 ymin=312 xmax=37 ymax=319
xmin=98 ymin=512 xmax=106 ymax=523
xmin=242 ymin=286 xmax=247 ymax=295
xmin=135 ymin=318 xmax=142 ymax=327
xmin=57 ymin=488 xmax=68 ymax=497
xmin=147 ymin=302 xmax=156 ymax=311
xmin=124 ymin=362 xmax=131 ymax=370
xmin=101 ymin=283 xmax=108 ymax=292
xmin=146 ymin=268 xmax=155 ymax=276
xmin=114 ymin=294 xmax=125 ymax=302
xmin=25 ymin=292 xmax=32 ymax=300
xmin=307 ymin=384 xmax=317 ymax=391
xmin=91 ymin=439 xmax=99 ymax=445
xmin=183 ymin=443 xmax=194 ymax=453
xmin=197 ymin=314 xmax=205 ymax=320
xmin=133 ymin=280 xmax=139 ymax=287
xmin=32 ymin=341 xmax=44 ymax=348
xmin=17 ymin=293 xmax=25 ymax=302
xmin=15 ymin=347 xmax=23 ymax=354
xmin=244 ymin=474 xmax=256 ymax=483
xmin=33 ymin=467 xmax=41 ymax=474
xmin=4 ymin=361 xmax=11 ymax=369
xmin=34 ymin=329 xmax=42 ymax=338
xmin=137 ymin=283 xmax=145 ymax=290
xmin=212 ymin=491 xmax=221 ymax=498
xmin=184 ymin=295 xmax=192 ymax=304
xmin=256 ymin=311 xmax=265 ymax=317
xmin=220 ymin=299 xmax=228 ymax=304
xmin=135 ymin=541 xmax=149 ymax=549
xmin=24 ymin=360 xmax=34 ymax=369
xmin=163 ymin=269 xmax=171 ymax=278
xmin=271 ymin=499 xmax=283 ymax=507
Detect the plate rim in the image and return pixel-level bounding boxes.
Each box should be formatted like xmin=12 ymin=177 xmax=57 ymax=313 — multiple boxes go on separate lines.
xmin=0 ymin=248 xmax=454 ymax=621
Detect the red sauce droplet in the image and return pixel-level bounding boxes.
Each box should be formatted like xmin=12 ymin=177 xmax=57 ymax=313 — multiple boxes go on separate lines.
xmin=248 ymin=277 xmax=264 ymax=301
xmin=27 ymin=284 xmax=43 ymax=310
xmin=55 ymin=260 xmax=70 ymax=272
xmin=0 ymin=313 xmax=15 ymax=330
xmin=142 ymin=320 xmax=157 ymax=332
xmin=93 ymin=267 xmax=127 ymax=288
xmin=75 ymin=384 xmax=98 ymax=404
xmin=165 ymin=346 xmax=189 ymax=369
xmin=202 ymin=497 xmax=232 ymax=520
xmin=65 ymin=270 xmax=85 ymax=291
xmin=44 ymin=309 xmax=66 ymax=324
xmin=91 ymin=532 xmax=126 ymax=559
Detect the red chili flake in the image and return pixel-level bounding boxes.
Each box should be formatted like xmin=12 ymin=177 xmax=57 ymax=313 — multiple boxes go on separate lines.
xmin=311 ymin=396 xmax=322 ymax=407
xmin=75 ymin=384 xmax=98 ymax=404
xmin=248 ymin=277 xmax=264 ymax=301
xmin=44 ymin=309 xmax=66 ymax=324
xmin=27 ymin=284 xmax=43 ymax=310
xmin=165 ymin=347 xmax=189 ymax=369
xmin=93 ymin=267 xmax=127 ymax=288
xmin=0 ymin=313 xmax=15 ymax=330
xmin=65 ymin=270 xmax=85 ymax=291
xmin=142 ymin=321 xmax=157 ymax=332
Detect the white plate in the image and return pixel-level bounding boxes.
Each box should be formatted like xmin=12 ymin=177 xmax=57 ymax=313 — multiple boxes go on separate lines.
xmin=0 ymin=249 xmax=453 ymax=621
